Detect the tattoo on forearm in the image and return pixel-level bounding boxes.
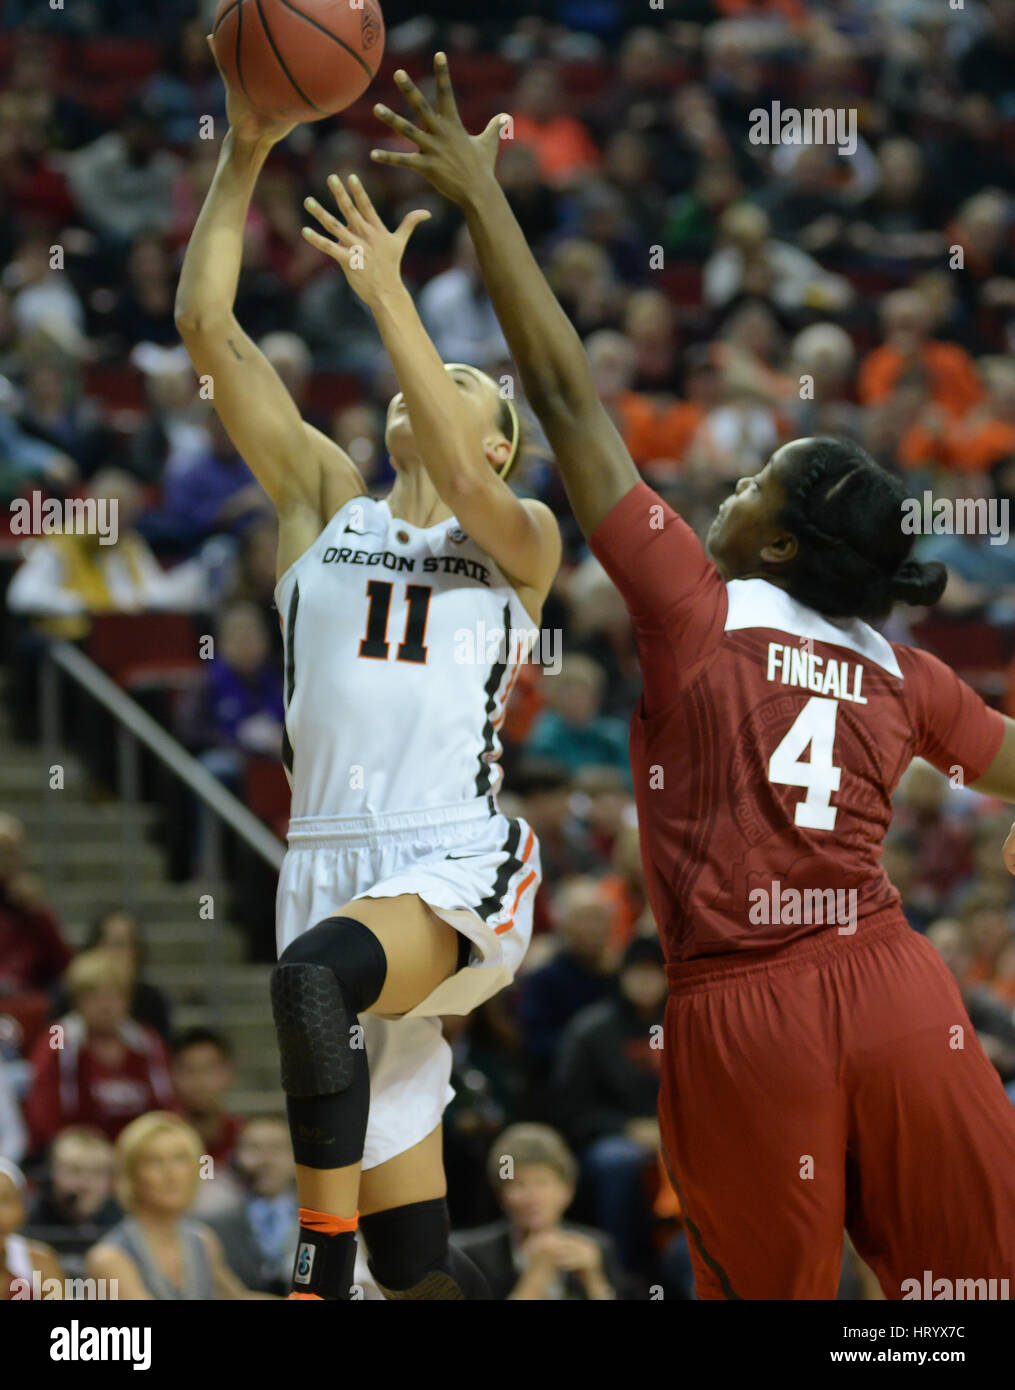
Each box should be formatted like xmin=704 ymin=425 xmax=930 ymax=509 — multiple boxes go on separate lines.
xmin=227 ymin=338 xmax=244 ymax=361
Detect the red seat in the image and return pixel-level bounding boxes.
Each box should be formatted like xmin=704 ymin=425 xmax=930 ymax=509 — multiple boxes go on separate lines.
xmin=86 ymin=612 xmax=202 ymax=689
xmin=244 ymin=755 xmax=291 ymax=839
xmin=77 ymin=38 xmax=162 ymax=81
xmin=306 ymin=371 xmax=362 ymax=415
xmin=659 ymin=263 xmax=704 ymax=306
xmin=84 ymin=366 xmax=146 ymax=412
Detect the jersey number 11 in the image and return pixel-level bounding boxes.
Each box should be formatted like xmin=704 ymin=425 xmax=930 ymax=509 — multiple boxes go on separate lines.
xmin=358 ymin=580 xmax=433 ymax=664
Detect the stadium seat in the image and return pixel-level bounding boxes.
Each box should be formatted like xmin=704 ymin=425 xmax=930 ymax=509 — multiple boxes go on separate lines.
xmin=244 ymin=755 xmax=291 ymax=839
xmin=77 ymin=38 xmax=161 ymax=81
xmin=85 ymin=612 xmax=202 ymax=690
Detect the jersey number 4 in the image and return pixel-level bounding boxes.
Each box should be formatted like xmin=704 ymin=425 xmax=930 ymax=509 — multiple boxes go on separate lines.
xmin=768 ymin=696 xmax=842 ymax=830
xmin=359 ymin=580 xmax=432 ymax=663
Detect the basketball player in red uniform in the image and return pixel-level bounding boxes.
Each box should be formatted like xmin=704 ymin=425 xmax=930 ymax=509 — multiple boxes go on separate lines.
xmin=374 ymin=56 xmax=1015 ymax=1299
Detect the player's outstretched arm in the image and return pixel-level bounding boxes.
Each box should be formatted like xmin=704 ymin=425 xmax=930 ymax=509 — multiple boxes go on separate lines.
xmin=301 ymin=172 xmax=560 ymax=599
xmin=372 ymin=53 xmax=640 ymax=539
xmin=174 ymin=43 xmax=364 ymax=514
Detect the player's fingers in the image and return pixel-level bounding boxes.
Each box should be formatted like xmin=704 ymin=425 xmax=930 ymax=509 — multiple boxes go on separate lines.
xmin=326 ymin=172 xmax=360 ymax=228
xmin=373 ymin=102 xmax=430 ymax=148
xmin=433 ymin=51 xmax=460 ymax=121
xmin=395 ymin=208 xmax=432 ymax=246
xmin=303 ymin=195 xmax=354 ymax=243
xmin=206 ymin=34 xmax=226 ymax=78
xmin=301 ymin=225 xmax=349 ymax=265
xmin=369 ymin=148 xmax=426 ymax=170
xmin=393 ymin=67 xmax=437 ymax=129
xmin=480 ymin=112 xmax=508 ymax=154
xmin=345 ymin=173 xmax=380 ymax=227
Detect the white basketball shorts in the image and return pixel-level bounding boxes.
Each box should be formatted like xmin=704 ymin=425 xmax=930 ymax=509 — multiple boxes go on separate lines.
xmin=275 ymin=794 xmax=539 ymax=1170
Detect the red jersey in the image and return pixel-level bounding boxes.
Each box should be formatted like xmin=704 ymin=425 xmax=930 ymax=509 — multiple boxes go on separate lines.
xmin=24 ymin=1017 xmax=177 ymax=1153
xmin=588 ymin=483 xmax=1006 ymax=963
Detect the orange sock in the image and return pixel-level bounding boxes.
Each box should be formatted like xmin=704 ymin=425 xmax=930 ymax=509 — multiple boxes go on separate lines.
xmin=298 ymin=1207 xmax=359 ymax=1235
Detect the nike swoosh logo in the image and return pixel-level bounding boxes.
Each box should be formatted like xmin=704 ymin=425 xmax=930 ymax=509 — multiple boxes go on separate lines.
xmin=445 ymin=853 xmax=476 ymax=861
xmin=344 ymin=526 xmax=364 ymax=534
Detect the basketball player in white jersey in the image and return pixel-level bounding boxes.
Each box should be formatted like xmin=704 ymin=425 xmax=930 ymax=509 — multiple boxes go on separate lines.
xmin=175 ymin=62 xmax=560 ymax=1300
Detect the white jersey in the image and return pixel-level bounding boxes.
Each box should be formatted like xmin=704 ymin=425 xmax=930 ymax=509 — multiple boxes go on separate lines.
xmin=274 ymin=496 xmax=534 ymax=820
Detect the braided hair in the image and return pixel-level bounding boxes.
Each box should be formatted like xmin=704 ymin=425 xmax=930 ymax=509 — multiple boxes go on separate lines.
xmin=777 ymin=438 xmax=946 ymax=620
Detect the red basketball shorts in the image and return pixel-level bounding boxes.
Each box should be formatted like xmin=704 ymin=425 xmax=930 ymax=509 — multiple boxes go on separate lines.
xmin=659 ymin=909 xmax=1015 ymax=1299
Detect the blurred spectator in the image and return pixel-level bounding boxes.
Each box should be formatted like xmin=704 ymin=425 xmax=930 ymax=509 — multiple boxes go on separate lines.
xmin=552 ymin=936 xmax=666 ymax=1273
xmin=24 ymin=949 xmax=177 ymax=1154
xmin=7 ymin=468 xmax=210 ymax=639
xmin=0 ymin=813 xmax=72 ymax=994
xmin=24 ymin=1127 xmax=120 ymax=1243
xmin=524 ymin=654 xmax=630 ymax=782
xmin=927 ymin=918 xmax=1015 ymax=1081
xmin=518 ymin=877 xmax=616 ymax=1074
xmin=891 ymin=761 xmax=977 ymax=913
xmin=0 ymin=813 xmax=72 ymax=1052
xmin=417 ymin=226 xmax=509 ymax=371
xmin=105 ymin=230 xmax=179 ymax=348
xmin=0 ymin=1060 xmax=27 ymax=1165
xmin=1 ymin=1159 xmax=64 ymax=1300
xmin=786 ymin=322 xmax=862 ymax=440
xmin=0 ymin=379 xmax=77 ymax=502
xmin=207 ymin=1115 xmax=298 ymax=1295
xmin=453 ymin=1123 xmax=634 ymax=1299
xmin=141 ymin=19 xmax=226 ymax=147
xmin=598 ymin=823 xmax=646 ymax=954
xmin=858 ymin=287 xmax=983 ymax=419
xmin=703 ymin=203 xmax=854 ymax=315
xmin=124 ymin=341 xmax=208 ymax=486
xmin=513 ymin=760 xmax=601 ymax=899
xmin=2 ymin=229 xmax=87 ymax=356
xmin=176 ymin=600 xmax=284 ymax=792
xmin=511 ymin=64 xmax=601 ymax=187
xmin=154 ymin=412 xmax=273 ymax=548
xmin=14 ymin=356 xmax=118 ymax=482
xmin=64 ymin=103 xmax=181 ymax=244
xmin=51 ymin=909 xmax=172 ymax=1041
xmin=86 ymin=1112 xmax=267 ymax=1299
xmin=170 ymin=1029 xmax=245 ymax=1211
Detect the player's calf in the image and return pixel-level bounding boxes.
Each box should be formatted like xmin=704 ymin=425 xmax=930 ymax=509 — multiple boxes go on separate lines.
xmin=361 ymin=1198 xmax=492 ymax=1300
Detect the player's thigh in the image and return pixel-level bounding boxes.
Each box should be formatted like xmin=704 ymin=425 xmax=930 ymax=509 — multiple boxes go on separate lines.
xmin=340 ymin=893 xmax=460 ymax=1016
xmin=662 ymin=979 xmax=848 ymax=1299
xmin=359 ymin=1124 xmax=446 ymax=1216
xmin=844 ymin=934 xmax=1015 ymax=1295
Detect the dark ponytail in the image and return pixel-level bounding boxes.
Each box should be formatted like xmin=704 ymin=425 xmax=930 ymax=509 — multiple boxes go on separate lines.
xmin=778 ymin=438 xmax=947 ymax=621
xmin=886 ymin=557 xmax=947 ymax=609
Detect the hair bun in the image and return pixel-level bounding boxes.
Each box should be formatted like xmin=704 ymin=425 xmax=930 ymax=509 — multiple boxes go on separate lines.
xmin=888 ymin=559 xmax=947 ymax=607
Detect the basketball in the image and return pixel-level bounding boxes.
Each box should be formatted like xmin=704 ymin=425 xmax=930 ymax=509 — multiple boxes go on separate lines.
xmin=211 ymin=0 xmax=385 ymax=122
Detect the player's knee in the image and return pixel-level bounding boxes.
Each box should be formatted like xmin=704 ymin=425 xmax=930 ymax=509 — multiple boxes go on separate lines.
xmin=277 ymin=914 xmax=387 ymax=1014
xmin=361 ymin=1198 xmax=492 ymax=1300
xmin=271 ymin=916 xmax=387 ymax=1098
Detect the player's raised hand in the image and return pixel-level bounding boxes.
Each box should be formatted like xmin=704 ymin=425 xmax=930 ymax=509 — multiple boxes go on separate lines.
xmin=206 ymin=36 xmax=297 ymax=146
xmin=370 ymin=52 xmax=506 ymax=207
xmin=301 ymin=172 xmax=430 ymax=305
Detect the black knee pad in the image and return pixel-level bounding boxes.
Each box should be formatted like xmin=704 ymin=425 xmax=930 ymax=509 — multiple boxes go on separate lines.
xmin=271 ymin=915 xmax=387 ymax=1098
xmin=361 ymin=1198 xmax=492 ymax=1300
